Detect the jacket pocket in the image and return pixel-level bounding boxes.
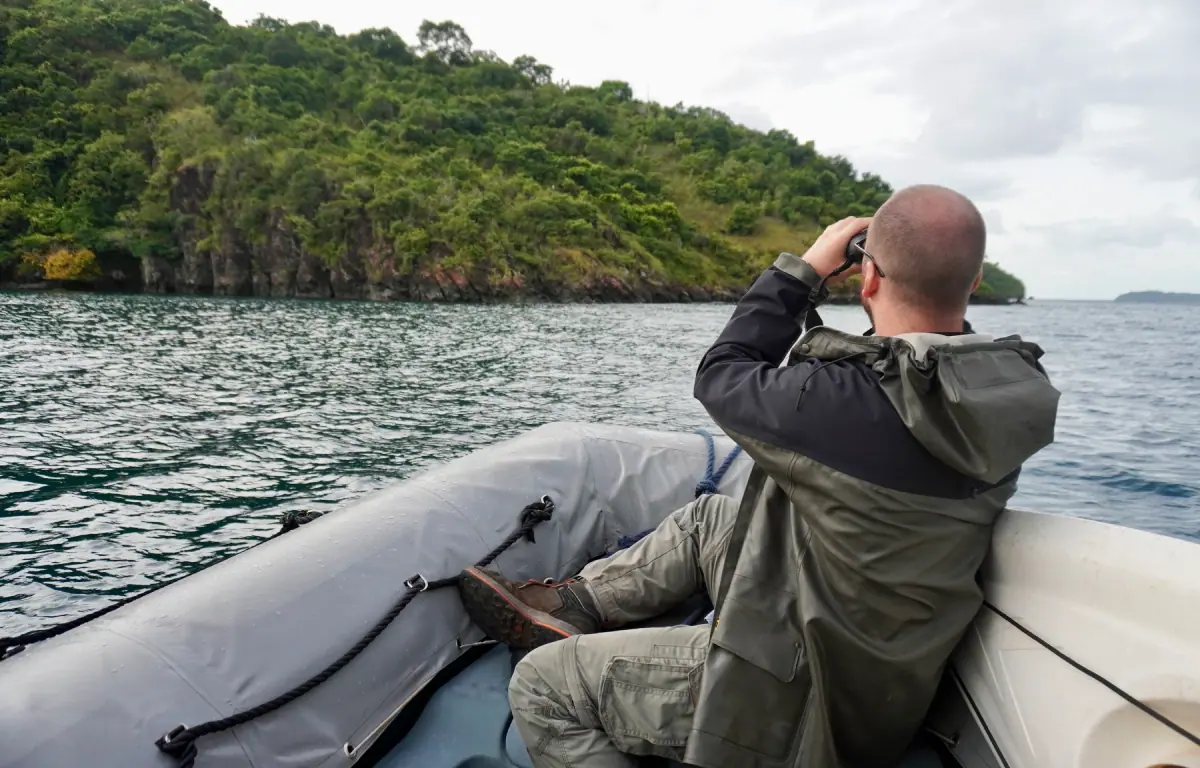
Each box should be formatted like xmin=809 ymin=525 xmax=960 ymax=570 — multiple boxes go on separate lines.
xmin=694 ymin=594 xmax=812 ymax=760
xmin=597 ymin=655 xmax=701 ymax=759
xmin=710 ymin=601 xmax=804 ymax=682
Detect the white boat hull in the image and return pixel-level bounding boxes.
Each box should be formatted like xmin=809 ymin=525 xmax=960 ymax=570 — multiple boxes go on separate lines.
xmin=950 ymin=506 xmax=1200 ymax=768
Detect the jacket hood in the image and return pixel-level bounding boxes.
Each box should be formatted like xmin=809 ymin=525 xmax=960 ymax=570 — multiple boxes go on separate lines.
xmin=791 ymin=327 xmax=1061 ymax=484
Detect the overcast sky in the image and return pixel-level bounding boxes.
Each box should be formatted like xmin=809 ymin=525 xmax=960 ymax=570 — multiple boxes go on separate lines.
xmin=211 ymin=0 xmax=1199 ymax=300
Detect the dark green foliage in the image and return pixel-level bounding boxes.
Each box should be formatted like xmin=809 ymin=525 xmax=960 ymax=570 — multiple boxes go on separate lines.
xmin=726 ymin=203 xmax=759 ymax=235
xmin=978 ymin=262 xmax=1025 ymax=301
xmin=0 ymin=0 xmax=1025 ymax=298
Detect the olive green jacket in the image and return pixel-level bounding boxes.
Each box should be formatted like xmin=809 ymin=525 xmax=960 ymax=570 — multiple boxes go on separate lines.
xmin=687 ymin=257 xmax=1060 ymax=767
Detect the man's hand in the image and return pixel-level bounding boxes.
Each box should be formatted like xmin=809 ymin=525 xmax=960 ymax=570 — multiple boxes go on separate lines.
xmin=801 ymin=216 xmax=873 ymax=280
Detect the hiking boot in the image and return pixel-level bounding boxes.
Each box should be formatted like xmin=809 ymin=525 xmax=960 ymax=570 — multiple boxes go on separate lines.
xmin=458 ymin=567 xmax=603 ymax=650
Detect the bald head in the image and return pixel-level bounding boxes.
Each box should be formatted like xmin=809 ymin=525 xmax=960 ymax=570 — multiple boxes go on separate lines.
xmin=867 ymin=184 xmax=987 ymax=315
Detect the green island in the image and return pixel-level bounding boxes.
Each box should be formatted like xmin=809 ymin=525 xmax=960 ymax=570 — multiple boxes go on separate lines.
xmin=1114 ymin=291 xmax=1200 ymax=304
xmin=0 ymin=0 xmax=1026 ymax=304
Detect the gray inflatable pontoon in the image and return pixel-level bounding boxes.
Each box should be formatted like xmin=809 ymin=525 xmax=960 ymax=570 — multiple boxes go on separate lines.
xmin=0 ymin=423 xmax=1030 ymax=767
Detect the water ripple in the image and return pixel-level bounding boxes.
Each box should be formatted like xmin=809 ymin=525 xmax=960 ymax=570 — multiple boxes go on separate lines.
xmin=1 ymin=294 xmax=1198 ymax=633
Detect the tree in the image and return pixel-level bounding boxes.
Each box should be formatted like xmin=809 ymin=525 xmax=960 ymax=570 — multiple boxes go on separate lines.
xmin=348 ymin=27 xmax=413 ymax=65
xmin=512 ymin=55 xmax=552 ymax=86
xmin=20 ymin=247 xmax=103 ymax=282
xmin=726 ymin=203 xmax=760 ymax=235
xmin=598 ymin=80 xmax=633 ymax=102
xmin=416 ymin=20 xmax=472 ymax=66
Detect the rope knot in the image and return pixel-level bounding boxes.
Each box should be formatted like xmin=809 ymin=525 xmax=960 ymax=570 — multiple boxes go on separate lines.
xmin=519 ymin=496 xmax=555 ymax=543
xmin=156 ymin=725 xmax=199 ymax=767
xmin=279 ymin=509 xmax=324 ymax=533
xmin=693 ymin=428 xmax=742 ymax=499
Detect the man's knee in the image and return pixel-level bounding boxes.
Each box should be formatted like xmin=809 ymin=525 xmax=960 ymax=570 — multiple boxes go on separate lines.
xmin=509 ymin=642 xmax=567 ymax=715
xmin=674 ymin=492 xmax=738 ymax=543
xmin=683 ymin=494 xmax=739 ymax=594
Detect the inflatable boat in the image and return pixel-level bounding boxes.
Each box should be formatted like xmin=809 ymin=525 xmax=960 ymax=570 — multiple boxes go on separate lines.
xmin=1 ymin=422 xmax=1197 ymax=768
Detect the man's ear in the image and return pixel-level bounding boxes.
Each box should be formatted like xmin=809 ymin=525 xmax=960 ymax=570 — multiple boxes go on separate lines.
xmin=861 ymin=263 xmax=882 ymax=298
xmin=970 ymin=268 xmax=983 ymax=293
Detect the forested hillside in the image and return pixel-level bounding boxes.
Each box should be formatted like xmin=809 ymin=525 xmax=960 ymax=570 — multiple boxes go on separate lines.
xmin=0 ymin=0 xmax=1025 ymax=302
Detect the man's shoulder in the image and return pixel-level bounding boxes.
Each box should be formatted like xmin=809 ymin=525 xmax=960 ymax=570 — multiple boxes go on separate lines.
xmin=776 ymin=355 xmax=993 ymax=500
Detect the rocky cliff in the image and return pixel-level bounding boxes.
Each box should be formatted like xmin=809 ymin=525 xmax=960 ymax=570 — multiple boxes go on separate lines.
xmin=134 ymin=167 xmax=738 ymax=303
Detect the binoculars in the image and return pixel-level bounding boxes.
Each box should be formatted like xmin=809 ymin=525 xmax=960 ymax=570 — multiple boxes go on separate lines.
xmin=845 ymin=227 xmax=869 ymax=264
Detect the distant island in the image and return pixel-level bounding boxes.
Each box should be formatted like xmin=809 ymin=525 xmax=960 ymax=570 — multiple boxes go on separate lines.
xmin=1114 ymin=291 xmax=1200 ymax=305
xmin=0 ymin=1 xmax=1027 ymax=305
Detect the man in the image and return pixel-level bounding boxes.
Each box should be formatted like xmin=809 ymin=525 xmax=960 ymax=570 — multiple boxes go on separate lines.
xmin=457 ymin=184 xmax=1061 ymax=767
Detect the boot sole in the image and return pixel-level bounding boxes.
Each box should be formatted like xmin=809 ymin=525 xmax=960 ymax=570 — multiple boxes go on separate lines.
xmin=458 ymin=567 xmax=584 ymax=650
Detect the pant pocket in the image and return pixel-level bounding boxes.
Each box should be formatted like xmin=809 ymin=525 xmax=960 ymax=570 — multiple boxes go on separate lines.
xmin=597 ymin=655 xmax=700 ymax=759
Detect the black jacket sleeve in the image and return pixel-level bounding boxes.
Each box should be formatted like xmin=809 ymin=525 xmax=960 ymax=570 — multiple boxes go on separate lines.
xmin=693 ymin=253 xmax=844 ymax=450
xmin=693 ymin=253 xmax=992 ymax=499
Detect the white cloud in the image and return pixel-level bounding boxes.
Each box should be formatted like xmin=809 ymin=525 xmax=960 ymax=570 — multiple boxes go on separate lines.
xmin=211 ymin=0 xmax=1200 ymax=299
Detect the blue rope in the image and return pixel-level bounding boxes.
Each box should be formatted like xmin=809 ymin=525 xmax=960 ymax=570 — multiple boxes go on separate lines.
xmin=611 ymin=429 xmax=742 ymax=552
xmin=614 ymin=528 xmax=653 ymax=550
xmin=694 ymin=428 xmax=742 ymax=498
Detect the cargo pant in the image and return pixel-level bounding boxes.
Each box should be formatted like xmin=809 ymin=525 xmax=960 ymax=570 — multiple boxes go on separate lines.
xmin=507 ymin=493 xmax=738 ymax=768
